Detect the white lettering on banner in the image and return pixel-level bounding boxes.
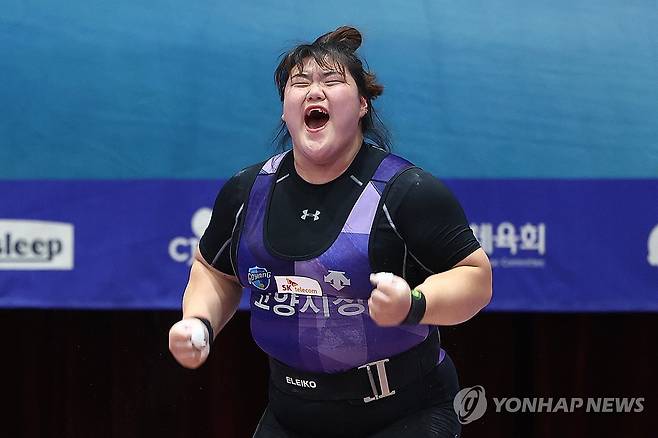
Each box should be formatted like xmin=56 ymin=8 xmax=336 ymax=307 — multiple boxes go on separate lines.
xmin=253 ymin=293 xmax=366 ymax=318
xmin=648 ymin=224 xmax=658 ymax=267
xmin=274 ymin=276 xmax=323 ymax=296
xmin=471 ymin=223 xmax=494 ymax=254
xmin=168 ymin=208 xmax=212 ymax=265
xmin=471 ymin=221 xmax=546 ymax=269
xmin=0 ymin=220 xmax=74 ymax=270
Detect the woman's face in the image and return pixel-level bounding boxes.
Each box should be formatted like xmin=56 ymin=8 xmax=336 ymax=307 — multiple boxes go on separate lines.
xmin=282 ymin=57 xmax=367 ymax=164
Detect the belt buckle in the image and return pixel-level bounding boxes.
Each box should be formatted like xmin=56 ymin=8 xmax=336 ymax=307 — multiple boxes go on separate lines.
xmin=357 ymin=358 xmax=396 ymax=403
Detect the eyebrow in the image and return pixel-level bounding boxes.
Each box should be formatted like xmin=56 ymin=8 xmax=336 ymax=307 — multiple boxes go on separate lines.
xmin=290 ymin=70 xmax=344 ymax=80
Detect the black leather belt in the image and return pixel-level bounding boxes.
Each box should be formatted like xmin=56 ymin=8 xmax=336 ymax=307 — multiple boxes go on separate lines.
xmin=269 ymin=328 xmax=440 ymax=403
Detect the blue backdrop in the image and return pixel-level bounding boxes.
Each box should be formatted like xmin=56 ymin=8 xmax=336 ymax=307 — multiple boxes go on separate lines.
xmin=1 ymin=1 xmax=657 ymax=310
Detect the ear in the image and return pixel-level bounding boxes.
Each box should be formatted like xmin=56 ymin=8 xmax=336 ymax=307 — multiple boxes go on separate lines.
xmin=359 ymin=96 xmax=368 ymax=118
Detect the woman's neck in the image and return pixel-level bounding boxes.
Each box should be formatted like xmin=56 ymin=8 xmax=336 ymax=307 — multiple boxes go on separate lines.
xmin=293 ymin=135 xmax=363 ymax=185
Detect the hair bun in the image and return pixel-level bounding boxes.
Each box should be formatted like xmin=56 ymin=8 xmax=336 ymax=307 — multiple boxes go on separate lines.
xmin=314 ymin=26 xmax=362 ymax=52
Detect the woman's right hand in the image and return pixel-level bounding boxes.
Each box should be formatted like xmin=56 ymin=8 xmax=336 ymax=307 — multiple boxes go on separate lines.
xmin=168 ymin=318 xmax=210 ymax=369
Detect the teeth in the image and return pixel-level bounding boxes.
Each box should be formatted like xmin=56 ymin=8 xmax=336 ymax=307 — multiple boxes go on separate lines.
xmin=307 ymin=108 xmax=328 ymax=116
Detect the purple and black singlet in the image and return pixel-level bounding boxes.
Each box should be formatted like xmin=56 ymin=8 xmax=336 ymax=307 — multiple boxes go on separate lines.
xmin=236 ymin=151 xmax=429 ymax=373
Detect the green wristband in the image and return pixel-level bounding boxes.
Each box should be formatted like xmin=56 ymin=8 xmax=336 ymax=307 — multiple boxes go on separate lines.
xmin=402 ymin=288 xmax=426 ymax=325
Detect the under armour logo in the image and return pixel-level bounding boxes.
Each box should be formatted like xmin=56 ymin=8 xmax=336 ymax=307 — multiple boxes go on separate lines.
xmin=301 ymin=209 xmax=321 ymax=221
xmin=324 ymin=270 xmax=350 ymax=291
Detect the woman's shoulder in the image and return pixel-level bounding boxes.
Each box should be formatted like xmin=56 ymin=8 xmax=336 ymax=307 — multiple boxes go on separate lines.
xmin=224 ymin=162 xmax=261 ymax=191
xmin=378 ymin=150 xmax=443 ymax=189
xmin=220 ymin=150 xmax=294 ymax=196
xmin=382 ymin=159 xmax=457 ymax=214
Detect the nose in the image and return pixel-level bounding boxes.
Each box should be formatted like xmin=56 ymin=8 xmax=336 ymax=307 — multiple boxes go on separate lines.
xmin=306 ymin=82 xmax=325 ymax=101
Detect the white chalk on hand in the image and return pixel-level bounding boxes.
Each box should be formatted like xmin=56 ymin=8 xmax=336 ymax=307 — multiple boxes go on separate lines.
xmin=373 ymin=272 xmax=394 ymax=285
xmin=190 ymin=324 xmax=207 ymax=350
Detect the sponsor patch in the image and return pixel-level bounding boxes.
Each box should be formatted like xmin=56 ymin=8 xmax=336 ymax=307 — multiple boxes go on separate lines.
xmin=274 ymin=276 xmax=322 ymax=296
xmin=248 ymin=266 xmax=272 ymax=290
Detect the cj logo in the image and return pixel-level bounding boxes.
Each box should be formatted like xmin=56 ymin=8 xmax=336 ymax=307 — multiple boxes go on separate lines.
xmin=648 ymin=225 xmax=658 ymax=267
xmin=453 ymin=385 xmax=487 ymax=425
xmin=168 ymin=208 xmax=212 ymax=265
xmin=301 ymin=209 xmax=321 ymax=221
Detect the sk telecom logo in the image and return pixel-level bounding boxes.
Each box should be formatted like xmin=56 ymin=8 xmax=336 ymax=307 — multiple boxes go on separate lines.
xmin=274 ymin=276 xmax=322 ymax=296
xmin=0 ymin=219 xmax=74 ymax=270
xmin=283 ymin=278 xmax=299 ymax=290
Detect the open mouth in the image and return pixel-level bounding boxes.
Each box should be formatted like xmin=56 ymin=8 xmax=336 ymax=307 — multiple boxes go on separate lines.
xmin=304 ymin=107 xmax=330 ymax=131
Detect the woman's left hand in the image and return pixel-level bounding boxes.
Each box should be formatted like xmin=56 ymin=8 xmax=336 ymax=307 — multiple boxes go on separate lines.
xmin=368 ymin=272 xmax=412 ymax=326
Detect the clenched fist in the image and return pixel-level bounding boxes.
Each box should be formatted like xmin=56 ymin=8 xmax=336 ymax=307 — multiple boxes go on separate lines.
xmin=168 ymin=318 xmax=210 ymax=369
xmin=368 ymin=272 xmax=412 ymax=326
